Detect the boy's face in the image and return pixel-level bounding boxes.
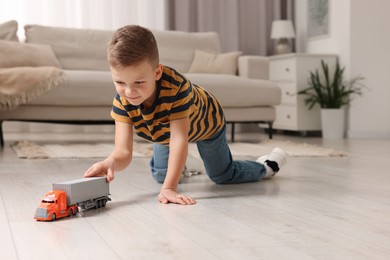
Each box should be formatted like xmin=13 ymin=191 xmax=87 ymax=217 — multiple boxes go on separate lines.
xmin=111 ymin=60 xmax=163 ymax=108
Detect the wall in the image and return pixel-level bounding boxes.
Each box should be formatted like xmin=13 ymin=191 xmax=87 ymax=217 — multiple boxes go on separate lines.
xmin=295 ymin=0 xmax=390 ymax=138
xmin=348 ymin=0 xmax=390 ymax=138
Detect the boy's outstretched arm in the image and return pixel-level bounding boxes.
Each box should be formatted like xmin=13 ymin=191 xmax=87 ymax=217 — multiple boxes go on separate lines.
xmin=158 ymin=117 xmax=196 ymax=205
xmin=84 ymin=121 xmax=133 ymax=182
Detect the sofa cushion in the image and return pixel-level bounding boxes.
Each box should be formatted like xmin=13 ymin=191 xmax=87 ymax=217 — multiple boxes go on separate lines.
xmin=25 ymin=24 xmax=113 ymax=71
xmin=0 ymin=40 xmax=61 ymax=68
xmin=185 ymin=73 xmax=281 ymax=107
xmin=30 ymin=70 xmax=116 ymax=106
xmin=189 ymin=50 xmax=241 ymax=75
xmin=152 ymin=30 xmax=221 ymax=73
xmin=0 ymin=20 xmax=18 ymax=41
xmin=24 ymin=25 xmax=222 ymax=73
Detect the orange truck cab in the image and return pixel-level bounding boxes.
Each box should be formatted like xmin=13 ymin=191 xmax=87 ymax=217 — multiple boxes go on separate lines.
xmin=35 ymin=190 xmax=78 ymax=221
xmin=34 ymin=177 xmax=110 ymax=221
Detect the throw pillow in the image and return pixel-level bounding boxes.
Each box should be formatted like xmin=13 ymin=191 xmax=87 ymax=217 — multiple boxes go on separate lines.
xmin=0 ymin=40 xmax=61 ymax=68
xmin=0 ymin=20 xmax=19 ymax=41
xmin=188 ymin=50 xmax=241 ymax=75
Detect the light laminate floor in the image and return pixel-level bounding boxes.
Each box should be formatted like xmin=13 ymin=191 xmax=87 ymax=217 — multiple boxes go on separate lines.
xmin=1 ymin=129 xmax=390 ymax=260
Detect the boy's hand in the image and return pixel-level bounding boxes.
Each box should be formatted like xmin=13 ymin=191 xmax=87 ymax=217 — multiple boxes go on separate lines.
xmin=84 ymin=158 xmax=115 ymax=182
xmin=158 ymin=188 xmax=196 ymax=205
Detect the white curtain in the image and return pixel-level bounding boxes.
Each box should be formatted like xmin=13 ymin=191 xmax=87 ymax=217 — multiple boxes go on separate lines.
xmin=1 ymin=0 xmax=294 ymax=54
xmin=0 ymin=0 xmax=170 ymax=39
xmin=167 ymin=0 xmax=295 ymax=55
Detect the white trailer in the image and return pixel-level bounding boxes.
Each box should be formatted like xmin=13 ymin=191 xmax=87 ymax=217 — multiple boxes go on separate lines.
xmin=53 ymin=177 xmax=111 ymax=210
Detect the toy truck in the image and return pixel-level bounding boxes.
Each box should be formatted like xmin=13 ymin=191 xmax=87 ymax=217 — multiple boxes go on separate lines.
xmin=34 ymin=177 xmax=111 ymax=221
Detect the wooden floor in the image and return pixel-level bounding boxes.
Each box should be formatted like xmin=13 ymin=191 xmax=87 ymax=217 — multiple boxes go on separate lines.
xmin=1 ymin=129 xmax=390 ymax=260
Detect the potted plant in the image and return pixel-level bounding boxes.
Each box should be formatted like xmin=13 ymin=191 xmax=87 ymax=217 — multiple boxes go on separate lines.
xmin=298 ymin=60 xmax=364 ymax=139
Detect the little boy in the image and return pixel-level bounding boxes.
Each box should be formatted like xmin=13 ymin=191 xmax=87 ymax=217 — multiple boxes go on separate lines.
xmin=84 ymin=25 xmax=287 ymax=205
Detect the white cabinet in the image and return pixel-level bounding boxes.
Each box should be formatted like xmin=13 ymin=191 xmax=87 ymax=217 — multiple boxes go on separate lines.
xmin=269 ymin=53 xmax=337 ymax=131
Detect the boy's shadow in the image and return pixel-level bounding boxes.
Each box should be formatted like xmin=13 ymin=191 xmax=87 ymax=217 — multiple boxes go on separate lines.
xmin=78 ymin=179 xmax=281 ymax=217
xmin=179 ymin=175 xmax=282 ymax=201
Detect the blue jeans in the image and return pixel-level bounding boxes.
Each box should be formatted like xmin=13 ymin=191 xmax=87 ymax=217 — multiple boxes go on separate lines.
xmin=149 ymin=126 xmax=267 ymax=184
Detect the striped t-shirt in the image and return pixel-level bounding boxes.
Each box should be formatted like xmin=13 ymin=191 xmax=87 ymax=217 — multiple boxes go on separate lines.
xmin=111 ymin=65 xmax=225 ymax=145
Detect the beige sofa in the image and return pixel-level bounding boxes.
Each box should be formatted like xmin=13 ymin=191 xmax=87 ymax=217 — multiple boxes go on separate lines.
xmin=0 ymin=23 xmax=281 ymax=146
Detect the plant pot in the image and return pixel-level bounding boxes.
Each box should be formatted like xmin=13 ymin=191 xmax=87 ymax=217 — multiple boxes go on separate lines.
xmin=321 ymin=108 xmax=346 ymax=139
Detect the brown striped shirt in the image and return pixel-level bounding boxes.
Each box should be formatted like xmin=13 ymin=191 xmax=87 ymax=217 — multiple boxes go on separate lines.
xmin=111 ymin=65 xmax=225 ymax=145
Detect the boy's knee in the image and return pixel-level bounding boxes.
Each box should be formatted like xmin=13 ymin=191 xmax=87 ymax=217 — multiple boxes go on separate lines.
xmin=151 ymin=171 xmax=166 ymax=184
xmin=208 ymin=174 xmax=231 ymax=185
xmin=150 ymin=158 xmax=167 ymax=184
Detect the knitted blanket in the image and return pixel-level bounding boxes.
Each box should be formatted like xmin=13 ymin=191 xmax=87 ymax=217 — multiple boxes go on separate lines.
xmin=0 ymin=66 xmax=65 ymax=111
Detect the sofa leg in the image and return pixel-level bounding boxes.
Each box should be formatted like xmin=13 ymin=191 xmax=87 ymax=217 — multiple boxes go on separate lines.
xmin=0 ymin=121 xmax=4 ymax=147
xmin=231 ymin=122 xmax=235 ymax=142
xmin=268 ymin=122 xmax=273 ymax=139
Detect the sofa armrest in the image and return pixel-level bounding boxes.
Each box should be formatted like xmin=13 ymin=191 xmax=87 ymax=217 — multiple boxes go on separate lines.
xmin=238 ymin=55 xmax=269 ymax=80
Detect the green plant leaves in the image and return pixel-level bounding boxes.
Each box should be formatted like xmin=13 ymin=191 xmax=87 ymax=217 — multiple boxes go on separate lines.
xmin=297 ymin=60 xmax=364 ymax=109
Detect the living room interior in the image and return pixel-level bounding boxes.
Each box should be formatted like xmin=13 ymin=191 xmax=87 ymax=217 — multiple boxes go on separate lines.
xmin=1 ymin=0 xmax=389 ymax=259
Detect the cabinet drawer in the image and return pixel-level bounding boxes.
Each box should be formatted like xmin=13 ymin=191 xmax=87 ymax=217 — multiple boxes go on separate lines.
xmin=270 ymin=58 xmax=296 ymax=81
xmin=274 ymin=105 xmax=297 ymax=129
xmin=277 ymin=82 xmax=297 ymax=105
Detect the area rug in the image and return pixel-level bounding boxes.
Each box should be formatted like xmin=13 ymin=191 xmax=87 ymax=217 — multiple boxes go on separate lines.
xmin=211 ymin=140 xmax=347 ymax=158
xmin=11 ymin=139 xmax=347 ymax=159
xmin=10 ymin=140 xmax=152 ymax=159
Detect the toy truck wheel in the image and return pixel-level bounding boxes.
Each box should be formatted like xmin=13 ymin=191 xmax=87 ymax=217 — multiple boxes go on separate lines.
xmin=68 ymin=209 xmax=72 ymax=216
xmin=52 ymin=213 xmax=56 ymax=221
xmin=102 ymin=200 xmax=107 ymax=207
xmin=73 ymin=208 xmax=78 ymax=215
